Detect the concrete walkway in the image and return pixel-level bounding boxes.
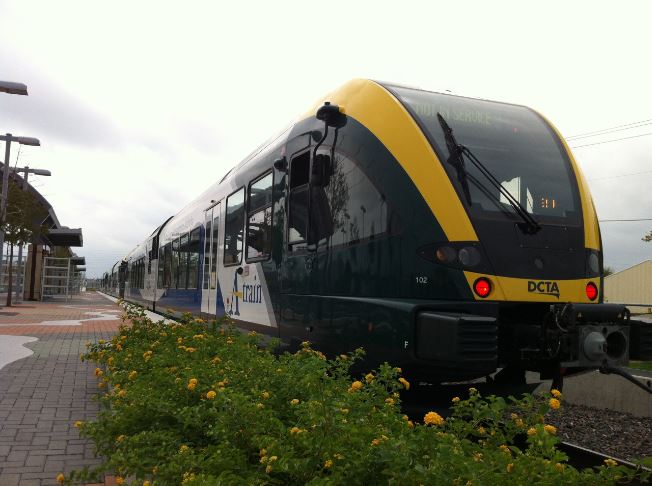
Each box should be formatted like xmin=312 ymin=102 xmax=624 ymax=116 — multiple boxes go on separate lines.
xmin=0 ymin=293 xmax=122 ymax=486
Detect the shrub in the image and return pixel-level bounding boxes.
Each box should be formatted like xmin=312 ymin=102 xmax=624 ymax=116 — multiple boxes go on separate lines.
xmin=68 ymin=304 xmax=641 ymax=485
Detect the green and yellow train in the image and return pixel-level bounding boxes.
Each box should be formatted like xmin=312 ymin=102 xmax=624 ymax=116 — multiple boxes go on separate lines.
xmin=105 ymin=79 xmax=643 ymax=387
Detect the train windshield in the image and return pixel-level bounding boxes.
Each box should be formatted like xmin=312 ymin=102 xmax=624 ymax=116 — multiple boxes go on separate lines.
xmin=390 ymin=86 xmax=581 ymax=225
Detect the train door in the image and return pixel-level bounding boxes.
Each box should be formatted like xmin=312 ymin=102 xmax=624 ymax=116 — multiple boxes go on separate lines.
xmin=201 ymin=202 xmax=221 ymax=316
xmin=278 ymin=135 xmax=330 ymax=347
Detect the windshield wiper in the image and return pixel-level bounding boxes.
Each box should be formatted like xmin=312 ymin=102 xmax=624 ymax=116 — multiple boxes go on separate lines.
xmin=436 ymin=113 xmax=541 ymax=234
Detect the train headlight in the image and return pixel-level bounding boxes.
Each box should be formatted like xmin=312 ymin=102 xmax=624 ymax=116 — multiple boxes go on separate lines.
xmin=585 ymin=282 xmax=598 ymax=301
xmin=435 ymin=246 xmax=457 ymax=264
xmin=587 ymin=251 xmax=600 ymax=277
xmin=458 ymin=246 xmax=481 ymax=267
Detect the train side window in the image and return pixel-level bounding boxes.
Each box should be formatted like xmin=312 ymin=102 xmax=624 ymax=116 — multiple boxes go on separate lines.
xmin=187 ymin=228 xmax=201 ymax=289
xmin=247 ymin=172 xmax=273 ymax=261
xmin=211 ymin=216 xmax=219 ymax=288
xmin=203 ymin=221 xmax=211 ymax=290
xmin=224 ymin=188 xmax=245 ymax=266
xmin=179 ymin=233 xmax=189 ymax=289
xmin=172 ymin=238 xmax=180 ymax=288
xmin=288 ymin=151 xmax=310 ymax=244
xmin=157 ymin=246 xmax=165 ymax=288
xmin=163 ymin=243 xmax=172 ymax=288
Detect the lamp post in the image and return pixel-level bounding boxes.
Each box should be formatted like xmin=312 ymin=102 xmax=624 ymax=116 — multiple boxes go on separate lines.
xmin=12 ymin=167 xmax=51 ymax=302
xmin=0 ymin=81 xmax=28 ymax=96
xmin=0 ymin=135 xmax=40 ymax=297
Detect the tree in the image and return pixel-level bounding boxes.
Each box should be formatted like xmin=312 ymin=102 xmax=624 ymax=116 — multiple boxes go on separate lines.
xmin=603 ymin=266 xmax=614 ymax=277
xmin=2 ymin=179 xmax=48 ymax=306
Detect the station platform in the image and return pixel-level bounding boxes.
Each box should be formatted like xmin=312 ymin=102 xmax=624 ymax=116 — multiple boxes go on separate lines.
xmin=0 ymin=292 xmax=122 ymax=486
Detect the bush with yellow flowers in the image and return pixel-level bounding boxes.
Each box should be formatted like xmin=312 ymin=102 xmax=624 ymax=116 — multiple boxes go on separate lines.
xmin=65 ymin=304 xmax=645 ymax=485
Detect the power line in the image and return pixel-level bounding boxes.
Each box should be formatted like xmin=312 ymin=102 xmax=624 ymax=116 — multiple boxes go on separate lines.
xmin=599 ymin=218 xmax=652 ymax=222
xmin=570 ymin=131 xmax=652 ymax=149
xmin=566 ymin=118 xmax=652 ymax=140
xmin=588 ymin=169 xmax=652 ymax=182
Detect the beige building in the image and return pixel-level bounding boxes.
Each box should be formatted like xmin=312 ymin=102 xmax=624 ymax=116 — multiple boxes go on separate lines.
xmin=604 ymin=260 xmax=652 ymax=313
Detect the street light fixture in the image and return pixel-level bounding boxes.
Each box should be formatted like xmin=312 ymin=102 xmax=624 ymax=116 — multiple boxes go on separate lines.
xmin=0 ymin=134 xmax=41 ymax=295
xmin=0 ymin=81 xmax=28 ymax=96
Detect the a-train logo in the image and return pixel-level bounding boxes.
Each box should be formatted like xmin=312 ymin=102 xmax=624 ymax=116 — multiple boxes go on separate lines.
xmin=227 ymin=271 xmax=262 ymax=316
xmin=527 ymin=280 xmax=560 ymax=298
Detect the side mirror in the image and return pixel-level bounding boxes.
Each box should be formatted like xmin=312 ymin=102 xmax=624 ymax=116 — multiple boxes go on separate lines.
xmin=273 ymin=157 xmax=287 ymax=172
xmin=316 ymin=102 xmax=346 ymax=128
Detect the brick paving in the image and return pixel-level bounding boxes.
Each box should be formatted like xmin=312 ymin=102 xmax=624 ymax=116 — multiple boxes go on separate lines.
xmin=0 ymin=293 xmax=123 ymax=486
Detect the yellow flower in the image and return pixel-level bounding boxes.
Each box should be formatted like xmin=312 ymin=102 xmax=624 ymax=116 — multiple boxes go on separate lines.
xmin=265 ymin=465 xmax=273 ymax=474
xmin=116 ymin=435 xmax=126 ymax=442
xmin=120 ymin=335 xmax=126 ymax=341
xmin=189 ymin=378 xmax=198 ymax=385
xmin=94 ymin=368 xmax=103 ymax=377
xmin=179 ymin=444 xmax=189 ymax=453
xmin=339 ymin=354 xmax=348 ymax=360
xmin=177 ymin=337 xmax=183 ymax=343
xmin=407 ymin=420 xmax=414 ymax=429
xmin=506 ymin=463 xmax=514 ymax=473
xmin=500 ymin=445 xmax=511 ymax=455
xmin=371 ymin=438 xmax=381 ymax=446
xmin=290 ymin=426 xmax=302 ymax=435
xmin=262 ymin=391 xmax=270 ymax=399
xmin=394 ymin=367 xmax=402 ymax=374
xmin=269 ymin=456 xmax=278 ymax=462
xmin=290 ymin=399 xmax=300 ymax=405
xmin=143 ymin=481 xmax=151 ymax=486
xmin=256 ymin=403 xmax=264 ymax=409
xmin=259 ymin=448 xmax=267 ymax=457
xmin=469 ymin=387 xmax=478 ymax=394
xmin=477 ymin=426 xmax=486 ymax=435
xmin=423 ymin=411 xmax=444 ymax=426
xmin=187 ymin=382 xmax=196 ymax=391
xmin=260 ymin=455 xmax=268 ymax=463
xmin=108 ymin=357 xmax=114 ymax=366
xmin=118 ymin=390 xmax=127 ymax=398
xmin=193 ymin=334 xmax=204 ymax=339
xmin=365 ymin=373 xmax=375 ymax=383
xmin=340 ymin=408 xmax=349 ymax=414
xmin=555 ymin=463 xmax=565 ymax=472
xmin=116 ymin=344 xmax=122 ymax=352
xmin=116 ymin=477 xmax=125 ymax=485
xmin=226 ymin=337 xmax=234 ymax=344
xmin=97 ymin=382 xmax=105 ymax=389
xmin=56 ymin=473 xmax=65 ymax=484
xmin=544 ymin=424 xmax=557 ymax=435
xmin=398 ymin=377 xmax=410 ymax=390
xmin=604 ymin=458 xmax=617 ymax=467
xmin=515 ymin=418 xmax=524 ymax=428
xmin=348 ymin=380 xmax=363 ymax=392
xmin=385 ymin=398 xmax=395 ymax=405
xmin=549 ymin=398 xmax=561 ymax=410
xmin=74 ymin=421 xmax=83 ymax=428
xmin=527 ymin=427 xmax=537 ymax=436
xmin=211 ymin=356 xmax=221 ymax=364
xmin=248 ymin=330 xmax=257 ymax=337
xmin=452 ymin=396 xmax=460 ymax=403
xmin=128 ymin=370 xmax=137 ymax=380
xmin=473 ymin=452 xmax=483 ymax=462
xmin=98 ymin=339 xmax=106 ymax=344
xmin=207 ymin=390 xmax=217 ymax=400
xmin=324 ymin=459 xmax=333 ymax=469
xmin=551 ymin=389 xmax=562 ymax=398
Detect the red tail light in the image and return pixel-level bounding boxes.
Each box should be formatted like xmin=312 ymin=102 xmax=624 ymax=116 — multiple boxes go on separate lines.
xmin=473 ymin=278 xmax=492 ymax=298
xmin=586 ymin=282 xmax=598 ymax=301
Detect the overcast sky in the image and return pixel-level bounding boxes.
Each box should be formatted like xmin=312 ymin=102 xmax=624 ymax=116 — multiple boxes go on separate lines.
xmin=1 ymin=0 xmax=651 ymax=277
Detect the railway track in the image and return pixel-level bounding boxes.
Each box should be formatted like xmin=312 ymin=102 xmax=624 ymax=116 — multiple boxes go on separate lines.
xmin=560 ymin=442 xmax=650 ymax=484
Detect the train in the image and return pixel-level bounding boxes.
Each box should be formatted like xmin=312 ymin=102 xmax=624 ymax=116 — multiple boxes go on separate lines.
xmin=102 ymin=79 xmax=650 ymax=388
